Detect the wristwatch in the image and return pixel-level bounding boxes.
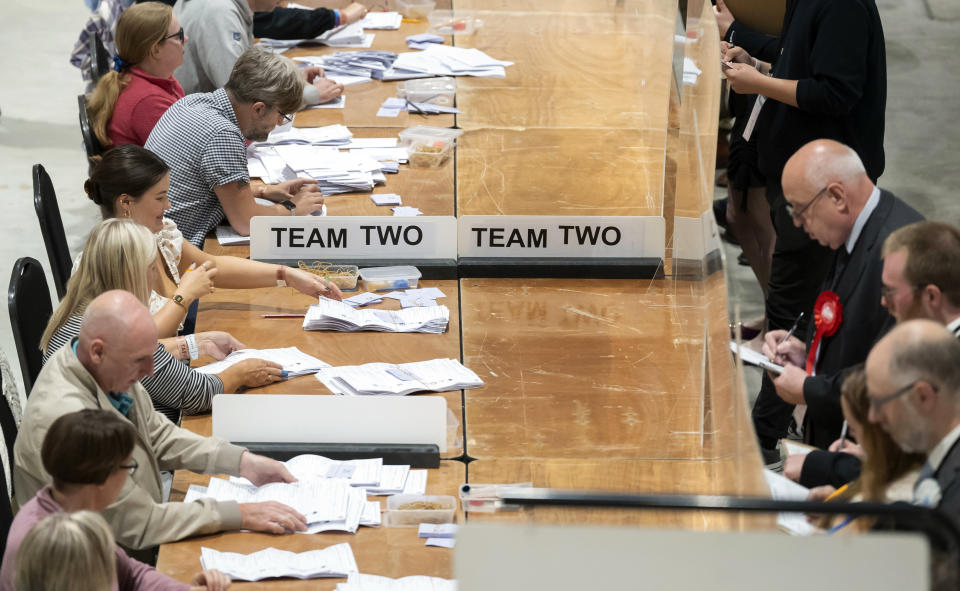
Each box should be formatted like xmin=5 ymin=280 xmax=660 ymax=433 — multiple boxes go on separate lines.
xmin=280 ymin=200 xmax=296 ymax=215
xmin=171 ymin=293 xmax=187 ymax=311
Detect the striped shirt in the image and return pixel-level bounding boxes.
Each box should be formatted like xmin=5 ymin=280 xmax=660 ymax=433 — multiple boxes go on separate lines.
xmin=42 ymin=316 xmax=223 ymax=423
xmin=145 ymin=88 xmax=249 ymax=248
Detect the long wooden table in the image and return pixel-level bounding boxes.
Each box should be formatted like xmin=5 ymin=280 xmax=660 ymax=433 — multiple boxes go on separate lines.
xmin=156 ymin=0 xmax=772 ymax=585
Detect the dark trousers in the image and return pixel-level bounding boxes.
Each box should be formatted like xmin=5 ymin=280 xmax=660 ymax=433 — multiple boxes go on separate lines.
xmin=751 ymin=182 xmax=832 ymax=449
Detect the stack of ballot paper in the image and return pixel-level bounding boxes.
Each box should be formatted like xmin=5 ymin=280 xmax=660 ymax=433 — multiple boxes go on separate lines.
xmin=303 ymin=297 xmax=450 ymax=333
xmin=360 ymin=11 xmax=402 ymax=30
xmin=384 ymin=44 xmax=513 ymax=79
xmin=201 ymin=544 xmax=358 ymax=581
xmin=259 ymin=22 xmax=374 ymax=50
xmin=268 ymin=145 xmax=389 ymax=195
xmin=194 ymin=347 xmax=329 ymax=378
xmin=315 ymin=358 xmax=484 ymax=396
xmin=243 ymin=455 xmax=428 ymax=496
xmin=336 ymin=573 xmax=457 ymax=591
xmin=406 ymin=33 xmax=445 ymax=49
xmin=763 ymin=469 xmax=817 ymax=536
xmin=259 ymin=124 xmax=354 ymax=146
xmin=295 ymin=51 xmax=398 ymax=80
xmin=370 ymin=193 xmax=402 ymax=207
xmin=343 ymin=292 xmax=385 ymax=307
xmin=381 ymin=287 xmax=446 ymax=308
xmin=377 ymin=97 xmax=459 ymax=117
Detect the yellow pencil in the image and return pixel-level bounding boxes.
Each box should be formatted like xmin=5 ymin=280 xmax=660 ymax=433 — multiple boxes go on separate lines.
xmin=824 ymin=483 xmax=849 ymax=502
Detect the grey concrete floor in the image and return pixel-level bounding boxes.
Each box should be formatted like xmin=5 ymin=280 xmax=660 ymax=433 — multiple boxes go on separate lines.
xmin=0 ymin=0 xmax=958 ymax=415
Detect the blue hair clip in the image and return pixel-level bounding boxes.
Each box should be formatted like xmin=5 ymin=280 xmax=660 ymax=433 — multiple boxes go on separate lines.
xmin=112 ymin=54 xmax=128 ymax=72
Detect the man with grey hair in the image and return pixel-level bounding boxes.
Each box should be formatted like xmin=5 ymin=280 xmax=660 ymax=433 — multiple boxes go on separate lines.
xmin=759 ymin=139 xmax=923 ymax=482
xmin=146 ymin=47 xmax=326 ymax=248
xmin=866 ymin=320 xmax=960 ymax=517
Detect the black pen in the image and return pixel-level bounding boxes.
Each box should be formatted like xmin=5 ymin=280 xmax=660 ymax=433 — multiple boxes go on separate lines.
xmin=778 ymin=311 xmax=805 ymax=356
xmin=405 ymin=98 xmax=427 ymax=116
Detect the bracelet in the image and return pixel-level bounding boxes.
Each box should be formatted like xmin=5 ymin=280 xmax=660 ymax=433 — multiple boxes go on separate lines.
xmin=276 ymin=265 xmax=287 ymax=288
xmin=178 ymin=337 xmax=189 ymax=360
xmin=754 ymin=58 xmax=760 ymax=70
xmin=185 ymin=334 xmax=199 ymax=360
xmin=170 ymin=293 xmax=187 ymax=312
xmin=334 ymin=9 xmax=341 ymax=27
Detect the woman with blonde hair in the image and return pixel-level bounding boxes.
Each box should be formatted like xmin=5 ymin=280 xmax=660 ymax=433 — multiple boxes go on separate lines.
xmin=13 ymin=511 xmax=116 ymax=591
xmin=86 ymin=2 xmax=186 ymax=148
xmin=41 ymin=218 xmax=282 ymax=422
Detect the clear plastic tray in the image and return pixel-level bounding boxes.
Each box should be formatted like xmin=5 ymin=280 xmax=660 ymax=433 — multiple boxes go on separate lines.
xmin=297 ymin=262 xmax=359 ymax=291
xmin=428 ymin=10 xmax=483 ymax=35
xmin=358 ymin=265 xmax=422 ymax=291
xmin=398 ymin=126 xmax=463 ymax=168
xmin=385 ymin=494 xmax=456 ymax=527
xmin=394 ymin=0 xmax=435 ymax=19
xmin=398 ymin=77 xmax=456 ymax=106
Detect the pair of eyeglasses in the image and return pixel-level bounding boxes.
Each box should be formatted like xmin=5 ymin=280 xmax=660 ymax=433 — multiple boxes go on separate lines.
xmin=118 ymin=460 xmax=139 ymax=476
xmin=785 ymin=185 xmax=829 ymax=221
xmin=279 ymin=111 xmax=294 ymax=124
xmin=162 ymin=27 xmax=185 ymax=44
xmin=868 ymin=380 xmax=938 ymax=410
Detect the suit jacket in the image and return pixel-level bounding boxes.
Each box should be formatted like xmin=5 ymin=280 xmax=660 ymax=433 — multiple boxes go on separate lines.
xmin=802 ymin=190 xmax=924 ymax=449
xmin=935 ymin=436 xmax=960 ymax=529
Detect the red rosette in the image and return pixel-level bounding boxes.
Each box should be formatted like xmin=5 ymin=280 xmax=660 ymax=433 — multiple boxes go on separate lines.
xmin=806 ymin=291 xmax=843 ymax=374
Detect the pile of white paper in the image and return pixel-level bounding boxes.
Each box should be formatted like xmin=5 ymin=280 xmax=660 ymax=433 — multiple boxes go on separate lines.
xmin=258 ymin=21 xmax=374 ymax=50
xmin=360 ymin=11 xmax=402 ymax=30
xmin=250 ymin=454 xmax=428 ymax=496
xmin=304 ymin=297 xmax=450 ymax=333
xmin=201 ymin=543 xmax=358 ymax=581
xmin=195 ymin=347 xmax=329 ymax=378
xmin=384 ymin=45 xmax=513 ymax=79
xmin=377 ymin=97 xmax=459 ymax=117
xmin=260 ymin=124 xmax=354 ymax=147
xmin=295 ymin=51 xmax=398 ymax=80
xmin=343 ymin=292 xmax=385 ymax=307
xmin=315 ymin=358 xmax=484 ymax=396
xmin=393 ymin=206 xmax=422 ymax=217
xmin=763 ymin=469 xmax=817 ymax=536
xmin=336 ymin=573 xmax=457 ymax=591
xmin=267 ymin=145 xmax=390 ymax=195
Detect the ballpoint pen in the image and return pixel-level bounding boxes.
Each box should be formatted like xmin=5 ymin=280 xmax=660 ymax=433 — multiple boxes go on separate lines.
xmin=773 ymin=312 xmax=804 ymax=364
xmin=405 ymin=98 xmax=427 ymax=116
xmin=838 ymin=420 xmax=849 ymax=452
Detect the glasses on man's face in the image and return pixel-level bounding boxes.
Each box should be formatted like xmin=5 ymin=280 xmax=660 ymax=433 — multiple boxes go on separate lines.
xmin=279 ymin=111 xmax=294 ymax=125
xmin=880 ymin=282 xmax=919 ymax=301
xmin=868 ymin=380 xmax=937 ymax=411
xmin=162 ymin=27 xmax=185 ymax=44
xmin=785 ymin=185 xmax=829 ymax=221
xmin=118 ymin=460 xmax=139 ymax=476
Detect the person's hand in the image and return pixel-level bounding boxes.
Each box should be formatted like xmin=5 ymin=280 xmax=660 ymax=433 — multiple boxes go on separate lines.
xmin=195 ymin=331 xmax=244 ymax=360
xmin=262 ymin=179 xmax=318 ymax=202
xmin=190 ymin=569 xmax=231 ymax=591
xmin=285 ymin=268 xmax=343 ymax=301
xmin=721 ymin=44 xmax=754 ymax=66
xmin=714 ymin=0 xmax=735 ymax=39
xmin=290 ymin=190 xmax=325 ymax=216
xmin=238 ymin=501 xmax=307 ymax=535
xmin=783 ymin=453 xmax=807 ymax=482
xmin=220 ymin=358 xmax=284 ymax=390
xmin=239 ymin=451 xmax=297 ymax=486
xmin=341 ymin=2 xmax=368 ymax=25
xmin=771 ymin=365 xmax=808 ymax=405
xmin=829 ymin=438 xmax=866 ymax=461
xmin=177 ymin=261 xmax=218 ymax=302
xmin=762 ymin=330 xmax=806 ymax=367
xmin=724 ymin=62 xmax=767 ymax=94
xmin=807 ymin=485 xmax=837 ymax=503
xmin=313 ymin=78 xmax=345 ymax=104
xmin=301 ymin=65 xmax=325 ymax=84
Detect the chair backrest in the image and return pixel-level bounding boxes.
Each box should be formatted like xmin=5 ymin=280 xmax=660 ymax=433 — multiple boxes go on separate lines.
xmin=88 ymin=33 xmax=111 ymax=86
xmin=8 ymin=258 xmax=54 ymax=397
xmin=78 ymin=94 xmax=105 ymax=163
xmin=0 ymin=365 xmax=19 ymax=500
xmin=32 ymin=164 xmax=71 ymax=300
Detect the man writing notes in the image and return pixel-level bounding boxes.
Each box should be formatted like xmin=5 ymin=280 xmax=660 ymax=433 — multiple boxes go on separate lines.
xmin=14 ymin=291 xmax=308 ymax=550
xmin=760 ymin=140 xmax=922 ymax=469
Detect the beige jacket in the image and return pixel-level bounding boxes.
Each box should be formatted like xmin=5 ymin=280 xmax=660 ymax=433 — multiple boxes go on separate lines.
xmin=13 ymin=345 xmax=245 ymax=549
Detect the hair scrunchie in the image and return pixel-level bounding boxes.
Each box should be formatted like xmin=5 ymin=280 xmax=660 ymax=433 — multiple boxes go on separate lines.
xmin=112 ymin=54 xmax=129 ymax=72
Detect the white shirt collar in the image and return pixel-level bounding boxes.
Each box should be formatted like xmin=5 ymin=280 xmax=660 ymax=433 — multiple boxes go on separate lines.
xmin=946 ymin=316 xmax=960 ymax=337
xmin=845 ymin=185 xmax=881 ymax=254
xmin=927 ymin=423 xmax=960 ymax=474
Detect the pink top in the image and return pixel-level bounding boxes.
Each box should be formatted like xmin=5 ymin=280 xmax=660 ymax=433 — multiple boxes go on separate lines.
xmin=108 ymin=67 xmax=185 ymax=147
xmin=0 ymin=485 xmax=187 ymax=591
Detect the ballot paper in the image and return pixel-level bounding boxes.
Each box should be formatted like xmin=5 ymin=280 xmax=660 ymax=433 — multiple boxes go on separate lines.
xmin=361 ymin=500 xmax=382 ymax=527
xmin=306 ymin=95 xmax=346 ymax=109
xmin=425 ymin=538 xmax=455 ymax=548
xmin=344 ymin=138 xmax=398 ymax=149
xmin=407 ymin=33 xmax=445 ymax=49
xmin=304 ymin=297 xmax=450 ymax=333
xmin=729 ymin=341 xmax=784 ymax=375
xmin=783 ymin=440 xmax=816 ymax=457
xmin=260 ymin=124 xmax=354 ymax=146
xmin=371 ymin=193 xmax=402 ymax=206
xmin=336 ymin=573 xmax=457 ymax=591
xmin=215 ymin=225 xmax=250 ymax=246
xmin=297 ymin=51 xmax=398 ymax=80
xmin=366 ymin=467 xmax=427 ymax=496
xmin=393 ymin=206 xmax=423 ymax=217
xmin=361 ymin=11 xmax=402 ymax=30
xmin=267 ymin=146 xmax=389 ymax=195
xmin=763 ymin=469 xmax=818 ymax=536
xmin=385 ymin=44 xmax=513 ymax=79
xmin=201 ymin=543 xmax=358 ymax=581
xmin=232 ymin=455 xmax=385 ymax=488
xmin=379 ymin=97 xmax=460 ymax=115
xmin=318 ymin=22 xmax=373 ymax=46
xmin=315 ymin=358 xmax=483 ymax=396
xmin=328 ymin=74 xmax=374 ymax=87
xmin=343 ymin=292 xmax=385 ymax=307
xmin=418 ymin=523 xmax=457 ymax=538
xmin=194 ymin=347 xmax=330 ymax=378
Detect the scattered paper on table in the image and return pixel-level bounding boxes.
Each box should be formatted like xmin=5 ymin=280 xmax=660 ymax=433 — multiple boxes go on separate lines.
xmin=371 ymin=193 xmax=402 ymax=206
xmin=307 ymin=95 xmax=346 ymax=109
xmin=418 ymin=523 xmax=457 ymax=538
xmin=425 ymin=538 xmax=455 ymax=548
xmin=216 ymin=225 xmax=249 ymax=246
xmin=361 ymin=11 xmax=402 ymax=30
xmin=393 ymin=206 xmax=422 ymax=216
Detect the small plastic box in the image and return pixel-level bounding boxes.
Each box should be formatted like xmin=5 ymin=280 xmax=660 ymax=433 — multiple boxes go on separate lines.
xmin=394 ymin=0 xmax=435 ymax=19
xmin=428 ymin=10 xmax=483 ymax=35
xmin=398 ymin=126 xmax=463 ymax=168
xmin=398 ymin=77 xmax=456 ymax=107
xmin=385 ymin=494 xmax=456 ymax=527
xmin=297 ymin=263 xmax=359 ymax=291
xmin=358 ymin=265 xmax=422 ymax=291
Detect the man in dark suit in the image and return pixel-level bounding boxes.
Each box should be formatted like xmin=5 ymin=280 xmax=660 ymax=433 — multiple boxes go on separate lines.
xmin=865 ymin=320 xmax=960 ymax=523
xmin=761 ymin=139 xmax=924 ymax=455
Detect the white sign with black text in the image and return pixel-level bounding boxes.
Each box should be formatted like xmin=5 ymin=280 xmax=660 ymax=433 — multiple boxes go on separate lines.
xmin=250 ymin=216 xmax=458 ymax=260
xmin=457 ymin=216 xmax=664 ymax=259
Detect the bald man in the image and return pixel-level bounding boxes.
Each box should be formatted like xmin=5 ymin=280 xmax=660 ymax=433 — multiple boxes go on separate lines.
xmin=866 ymin=320 xmax=960 ymax=518
xmin=757 ymin=140 xmax=922 ymax=478
xmin=14 ymin=291 xmax=308 ymax=551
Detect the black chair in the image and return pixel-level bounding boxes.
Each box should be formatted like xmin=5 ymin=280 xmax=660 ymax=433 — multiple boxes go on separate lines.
xmin=8 ymin=257 xmax=54 ymax=397
xmin=88 ymin=33 xmax=111 ymax=86
xmin=78 ymin=94 xmax=105 ymax=163
xmin=32 ymin=165 xmax=71 ymax=300
xmin=0 ymin=367 xmax=19 ymax=496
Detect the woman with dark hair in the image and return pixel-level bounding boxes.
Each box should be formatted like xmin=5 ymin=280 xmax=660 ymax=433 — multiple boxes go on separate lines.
xmin=84 ymin=145 xmax=341 ymax=338
xmin=0 ymin=410 xmax=231 ymax=591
